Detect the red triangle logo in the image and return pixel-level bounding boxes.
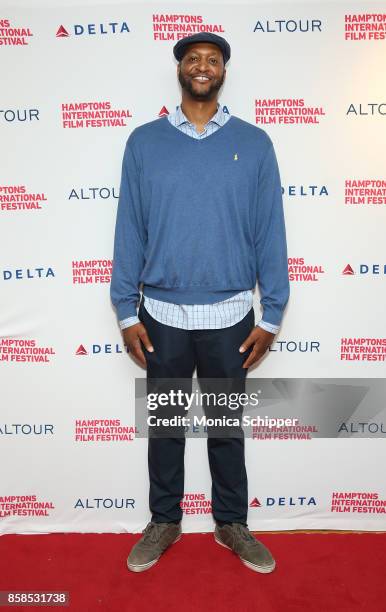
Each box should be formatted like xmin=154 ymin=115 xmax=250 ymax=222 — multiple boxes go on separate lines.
xmin=158 ymin=106 xmax=169 ymax=117
xmin=75 ymin=344 xmax=88 ymax=356
xmin=342 ymin=264 xmax=355 ymax=275
xmin=56 ymin=25 xmax=70 ymax=37
xmin=249 ymin=497 xmax=261 ymax=508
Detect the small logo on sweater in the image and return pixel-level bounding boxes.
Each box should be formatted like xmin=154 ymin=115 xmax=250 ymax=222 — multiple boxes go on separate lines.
xmin=234 ymin=153 xmax=238 ymax=161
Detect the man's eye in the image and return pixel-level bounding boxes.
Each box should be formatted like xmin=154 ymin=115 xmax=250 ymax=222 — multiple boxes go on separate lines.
xmin=210 ymin=58 xmax=218 ymax=64
xmin=189 ymin=56 xmax=198 ymax=61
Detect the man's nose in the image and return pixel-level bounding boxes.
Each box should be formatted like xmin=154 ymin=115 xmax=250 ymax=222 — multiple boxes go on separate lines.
xmin=197 ymin=57 xmax=210 ymax=72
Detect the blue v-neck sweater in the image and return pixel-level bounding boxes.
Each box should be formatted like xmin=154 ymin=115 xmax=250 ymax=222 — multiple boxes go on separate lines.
xmin=111 ymin=115 xmax=289 ymax=327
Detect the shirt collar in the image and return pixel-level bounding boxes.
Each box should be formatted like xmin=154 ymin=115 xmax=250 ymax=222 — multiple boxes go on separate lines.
xmin=173 ymin=103 xmax=228 ymax=129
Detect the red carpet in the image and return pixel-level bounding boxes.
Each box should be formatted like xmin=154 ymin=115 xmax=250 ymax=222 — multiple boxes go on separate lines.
xmin=1 ymin=532 xmax=385 ymax=611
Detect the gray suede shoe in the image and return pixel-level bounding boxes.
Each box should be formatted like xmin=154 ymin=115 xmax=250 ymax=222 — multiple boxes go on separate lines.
xmin=127 ymin=521 xmax=182 ymax=572
xmin=215 ymin=523 xmax=276 ymax=573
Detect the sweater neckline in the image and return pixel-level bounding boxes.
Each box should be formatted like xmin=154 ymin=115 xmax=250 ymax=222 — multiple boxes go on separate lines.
xmin=162 ymin=114 xmax=236 ymax=143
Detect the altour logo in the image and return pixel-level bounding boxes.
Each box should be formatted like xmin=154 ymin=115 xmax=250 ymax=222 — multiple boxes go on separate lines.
xmin=61 ymin=102 xmax=132 ymax=129
xmin=0 ymin=339 xmax=55 ymax=363
xmin=288 ymin=257 xmax=325 ymax=281
xmin=72 ymin=259 xmax=112 ymax=284
xmin=74 ymin=343 xmax=129 ymax=356
xmin=68 ymin=187 xmax=119 ymax=201
xmin=346 ymin=103 xmax=386 ymax=117
xmin=152 ymin=14 xmax=224 ymax=41
xmin=74 ymin=497 xmax=135 ymax=510
xmin=75 ymin=419 xmax=136 ymax=442
xmin=255 ymin=99 xmax=326 ymax=125
xmin=0 ymin=424 xmax=54 ymax=436
xmin=56 ymin=21 xmax=130 ymax=37
xmin=0 ymin=18 xmax=33 ymax=46
xmin=269 ymin=340 xmax=320 ymax=354
xmin=249 ymin=496 xmax=317 ymax=508
xmin=253 ymin=18 xmax=322 ymax=33
xmin=342 ymin=263 xmax=386 ymax=276
xmin=345 ymin=179 xmax=386 ymax=205
xmin=180 ymin=493 xmax=212 ymax=515
xmin=340 ymin=338 xmax=386 ymax=362
xmin=0 ymin=185 xmax=48 ymax=211
xmin=0 ymin=495 xmax=55 ymax=518
xmin=344 ymin=14 xmax=386 ymax=41
xmin=331 ymin=492 xmax=386 ymax=514
xmin=282 ymin=184 xmax=328 ymax=198
xmin=0 ymin=108 xmax=39 ymax=123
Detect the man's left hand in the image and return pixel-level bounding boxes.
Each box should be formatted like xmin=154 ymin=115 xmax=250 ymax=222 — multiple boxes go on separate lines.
xmin=239 ymin=326 xmax=275 ymax=369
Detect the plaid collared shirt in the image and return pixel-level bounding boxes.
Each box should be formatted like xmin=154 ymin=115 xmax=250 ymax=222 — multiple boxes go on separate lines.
xmin=119 ymin=105 xmax=279 ymax=334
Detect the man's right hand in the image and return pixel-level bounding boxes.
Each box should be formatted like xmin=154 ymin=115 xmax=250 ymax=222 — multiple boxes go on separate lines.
xmin=122 ymin=322 xmax=154 ymax=368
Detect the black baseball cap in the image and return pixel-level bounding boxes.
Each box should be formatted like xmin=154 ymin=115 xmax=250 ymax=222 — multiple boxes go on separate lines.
xmin=173 ymin=33 xmax=231 ymax=65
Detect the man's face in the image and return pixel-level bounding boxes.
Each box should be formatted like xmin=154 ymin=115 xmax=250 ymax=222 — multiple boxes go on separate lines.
xmin=177 ymin=42 xmax=226 ymax=101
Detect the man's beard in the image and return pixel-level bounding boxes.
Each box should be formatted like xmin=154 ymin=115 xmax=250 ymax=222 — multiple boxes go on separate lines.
xmin=178 ymin=70 xmax=225 ymax=101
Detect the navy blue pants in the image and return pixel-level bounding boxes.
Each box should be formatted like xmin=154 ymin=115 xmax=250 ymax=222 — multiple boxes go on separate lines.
xmin=139 ymin=297 xmax=255 ymax=525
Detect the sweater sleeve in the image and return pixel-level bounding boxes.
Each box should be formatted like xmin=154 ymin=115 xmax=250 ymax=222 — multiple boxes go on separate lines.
xmin=110 ymin=136 xmax=146 ymax=320
xmin=255 ymin=139 xmax=290 ymax=327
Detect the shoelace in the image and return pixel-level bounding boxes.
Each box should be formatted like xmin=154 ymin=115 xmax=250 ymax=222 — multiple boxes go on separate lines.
xmin=231 ymin=523 xmax=257 ymax=546
xmin=141 ymin=522 xmax=168 ymax=544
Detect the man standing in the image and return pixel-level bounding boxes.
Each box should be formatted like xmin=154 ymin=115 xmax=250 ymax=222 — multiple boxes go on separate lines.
xmin=111 ymin=33 xmax=289 ymax=573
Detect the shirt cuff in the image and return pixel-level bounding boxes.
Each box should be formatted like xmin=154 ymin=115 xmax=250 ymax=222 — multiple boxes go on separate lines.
xmin=119 ymin=316 xmax=140 ymax=330
xmin=258 ymin=319 xmax=280 ymax=335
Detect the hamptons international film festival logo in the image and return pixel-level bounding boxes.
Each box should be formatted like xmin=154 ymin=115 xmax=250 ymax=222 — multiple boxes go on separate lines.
xmin=331 ymin=492 xmax=386 ymax=514
xmin=72 ymin=259 xmax=112 ymax=284
xmin=344 ymin=179 xmax=386 ymax=205
xmin=288 ymin=257 xmax=325 ymax=282
xmin=249 ymin=495 xmax=317 ymax=509
xmin=0 ymin=495 xmax=54 ymax=518
xmin=56 ymin=20 xmax=130 ymax=38
xmin=0 ymin=185 xmax=47 ymax=211
xmin=344 ymin=13 xmax=386 ymax=41
xmin=180 ymin=493 xmax=212 ymax=515
xmin=0 ymin=339 xmax=55 ymax=363
xmin=61 ymin=102 xmax=132 ymax=129
xmin=0 ymin=18 xmax=33 ymax=46
xmin=255 ymin=99 xmax=326 ymax=125
xmin=252 ymin=420 xmax=318 ymax=440
xmin=75 ymin=419 xmax=136 ymax=442
xmin=152 ymin=13 xmax=224 ymax=41
xmin=340 ymin=338 xmax=386 ymax=362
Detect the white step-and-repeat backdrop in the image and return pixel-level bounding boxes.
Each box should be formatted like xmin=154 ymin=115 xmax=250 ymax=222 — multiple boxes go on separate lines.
xmin=1 ymin=0 xmax=386 ymax=534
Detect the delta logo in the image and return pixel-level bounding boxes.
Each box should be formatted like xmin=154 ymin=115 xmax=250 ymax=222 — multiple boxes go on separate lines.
xmin=180 ymin=493 xmax=212 ymax=515
xmin=0 ymin=495 xmax=54 ymax=518
xmin=345 ymin=179 xmax=386 ymax=205
xmin=72 ymin=259 xmax=112 ymax=284
xmin=342 ymin=263 xmax=386 ymax=276
xmin=340 ymin=338 xmax=386 ymax=362
xmin=56 ymin=21 xmax=130 ymax=38
xmin=2 ymin=266 xmax=55 ymax=281
xmin=331 ymin=491 xmax=386 ymax=514
xmin=0 ymin=185 xmax=48 ymax=211
xmin=0 ymin=339 xmax=55 ymax=364
xmin=75 ymin=418 xmax=136 ymax=442
xmin=74 ymin=497 xmax=135 ymax=510
xmin=75 ymin=343 xmax=129 ymax=356
xmin=0 ymin=18 xmax=33 ymax=46
xmin=253 ymin=18 xmax=322 ymax=33
xmin=62 ymin=102 xmax=132 ymax=129
xmin=68 ymin=187 xmax=119 ymax=201
xmin=288 ymin=257 xmax=325 ymax=281
xmin=152 ymin=14 xmax=224 ymax=41
xmin=345 ymin=14 xmax=386 ymax=41
xmin=249 ymin=496 xmax=317 ymax=508
xmin=282 ymin=184 xmax=328 ymax=198
xmin=255 ymin=98 xmax=326 ymax=125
